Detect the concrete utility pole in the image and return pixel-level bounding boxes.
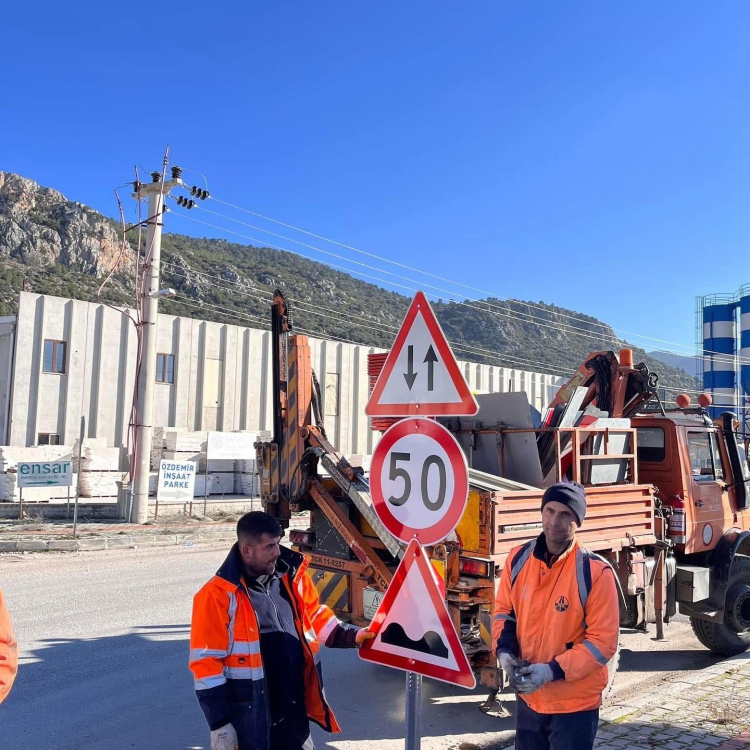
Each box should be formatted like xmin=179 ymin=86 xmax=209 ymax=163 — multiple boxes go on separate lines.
xmin=131 ymin=165 xmax=182 ymax=523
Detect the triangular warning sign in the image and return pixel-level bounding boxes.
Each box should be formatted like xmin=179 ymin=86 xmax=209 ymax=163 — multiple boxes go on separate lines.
xmin=359 ymin=539 xmax=476 ymax=689
xmin=366 ymin=291 xmax=478 ymax=417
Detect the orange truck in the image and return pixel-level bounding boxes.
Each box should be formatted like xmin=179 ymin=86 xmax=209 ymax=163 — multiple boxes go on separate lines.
xmin=256 ymin=291 xmax=750 ymax=703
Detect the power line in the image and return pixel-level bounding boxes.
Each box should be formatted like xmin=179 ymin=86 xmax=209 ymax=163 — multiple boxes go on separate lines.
xmin=162 ymin=261 xmax=570 ymax=374
xmin=175 ymin=293 xmax=567 ymax=380
xmin=169 ymin=200 xmax=746 ymax=368
xmin=204 ymin=195 xmax=642 ymax=336
xmin=183 ymin=200 xmax=644 ymax=347
xmin=168 ymin=209 xmax=746 ymax=373
xmin=167 ymin=212 xmax=628 ymax=351
xmin=200 ymin=191 xmax=718 ymax=357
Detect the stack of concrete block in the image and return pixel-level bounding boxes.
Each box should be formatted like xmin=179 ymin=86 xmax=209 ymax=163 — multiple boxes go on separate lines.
xmin=234 ymin=458 xmax=260 ymax=497
xmin=0 ymin=446 xmax=74 ymax=502
xmin=75 ymin=442 xmax=124 ymax=498
xmin=76 ymin=447 xmax=121 ymax=472
xmin=79 ymin=471 xmax=127 ymax=498
xmin=209 ymin=472 xmax=235 ymax=495
xmin=153 ymin=427 xmax=178 ymax=448
xmin=151 ymin=428 xmax=178 ymax=470
xmin=166 ymin=431 xmax=207 ymax=453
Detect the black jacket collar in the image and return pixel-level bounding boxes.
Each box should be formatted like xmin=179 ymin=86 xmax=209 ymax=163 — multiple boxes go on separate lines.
xmin=533 ymin=533 xmax=574 ymax=566
xmin=216 ymin=543 xmax=305 ymax=588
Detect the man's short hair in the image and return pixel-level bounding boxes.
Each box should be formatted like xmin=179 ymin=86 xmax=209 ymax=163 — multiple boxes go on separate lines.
xmin=236 ymin=511 xmax=282 ymax=544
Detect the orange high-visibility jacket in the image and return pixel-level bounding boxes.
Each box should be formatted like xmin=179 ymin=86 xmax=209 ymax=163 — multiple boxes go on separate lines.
xmin=190 ymin=545 xmax=342 ymax=746
xmin=492 ymin=535 xmax=619 ymax=714
xmin=0 ymin=589 xmax=17 ymax=704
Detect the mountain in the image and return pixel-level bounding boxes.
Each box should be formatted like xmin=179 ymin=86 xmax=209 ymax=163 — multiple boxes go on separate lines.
xmin=0 ymin=171 xmax=700 ymax=398
xmin=647 ymin=350 xmax=700 ymax=379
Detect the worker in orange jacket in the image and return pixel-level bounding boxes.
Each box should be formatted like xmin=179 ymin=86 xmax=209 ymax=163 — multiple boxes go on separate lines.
xmin=492 ymin=482 xmax=619 ymax=750
xmin=190 ymin=511 xmax=373 ymax=750
xmin=0 ymin=588 xmax=18 ymax=704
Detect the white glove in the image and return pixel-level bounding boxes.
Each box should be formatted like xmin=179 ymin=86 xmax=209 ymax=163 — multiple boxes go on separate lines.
xmin=515 ymin=663 xmax=553 ymax=694
xmin=211 ymin=723 xmax=238 ymax=750
xmin=497 ymin=652 xmax=518 ymax=682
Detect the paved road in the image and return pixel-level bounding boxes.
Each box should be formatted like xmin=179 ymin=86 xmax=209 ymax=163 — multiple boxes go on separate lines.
xmin=0 ymin=543 xmax=724 ymax=750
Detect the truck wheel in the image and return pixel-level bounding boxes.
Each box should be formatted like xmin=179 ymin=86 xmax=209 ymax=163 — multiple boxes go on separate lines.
xmin=602 ymin=644 xmax=620 ymax=701
xmin=691 ymin=559 xmax=750 ymax=657
xmin=690 ymin=616 xmax=750 ymax=656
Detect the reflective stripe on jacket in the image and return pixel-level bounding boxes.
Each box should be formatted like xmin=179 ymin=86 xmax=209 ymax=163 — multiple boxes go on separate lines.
xmin=189 ymin=544 xmax=341 ymax=748
xmin=0 ymin=589 xmax=17 ymax=704
xmin=492 ymin=535 xmax=619 ymax=714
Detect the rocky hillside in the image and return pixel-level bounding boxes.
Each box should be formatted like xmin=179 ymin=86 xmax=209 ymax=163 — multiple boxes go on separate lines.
xmin=0 ymin=171 xmax=699 ymax=397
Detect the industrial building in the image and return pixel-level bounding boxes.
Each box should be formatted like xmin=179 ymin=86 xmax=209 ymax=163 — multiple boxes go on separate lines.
xmin=699 ymin=284 xmax=750 ymax=432
xmin=0 ymin=292 xmax=566 ymax=455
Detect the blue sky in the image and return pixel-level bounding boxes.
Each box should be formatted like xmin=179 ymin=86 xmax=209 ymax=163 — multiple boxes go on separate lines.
xmin=3 ymin=2 xmax=750 ymax=355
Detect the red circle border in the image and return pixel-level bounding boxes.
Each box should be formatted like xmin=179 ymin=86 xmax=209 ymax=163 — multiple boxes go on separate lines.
xmin=370 ymin=418 xmax=469 ymax=546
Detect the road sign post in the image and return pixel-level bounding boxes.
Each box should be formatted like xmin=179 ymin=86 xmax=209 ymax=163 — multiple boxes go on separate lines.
xmin=74 ymin=417 xmax=85 ymax=536
xmin=405 ymin=672 xmax=422 ymax=750
xmin=364 ymin=291 xmax=479 ymax=745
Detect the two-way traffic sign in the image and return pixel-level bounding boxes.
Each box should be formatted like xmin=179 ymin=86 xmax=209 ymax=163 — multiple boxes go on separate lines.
xmin=366 ymin=291 xmax=479 ymax=417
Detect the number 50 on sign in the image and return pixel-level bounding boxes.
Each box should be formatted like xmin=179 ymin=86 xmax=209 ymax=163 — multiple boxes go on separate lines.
xmin=370 ymin=418 xmax=469 ymax=547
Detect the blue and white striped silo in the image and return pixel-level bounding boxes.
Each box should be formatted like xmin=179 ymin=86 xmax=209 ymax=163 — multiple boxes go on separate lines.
xmin=740 ymin=288 xmax=750 ymax=432
xmin=703 ymin=301 xmax=738 ymax=417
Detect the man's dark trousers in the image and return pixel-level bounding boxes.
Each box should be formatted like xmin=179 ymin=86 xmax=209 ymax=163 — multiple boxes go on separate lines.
xmin=515 ymin=698 xmax=599 ymax=750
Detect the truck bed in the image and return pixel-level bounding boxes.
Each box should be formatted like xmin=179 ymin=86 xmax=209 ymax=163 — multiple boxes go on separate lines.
xmin=485 ymin=481 xmax=656 ymax=567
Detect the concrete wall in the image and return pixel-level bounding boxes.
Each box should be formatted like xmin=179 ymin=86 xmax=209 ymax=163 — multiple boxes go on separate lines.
xmin=6 ymin=292 xmax=566 ymax=452
xmin=0 ymin=317 xmax=14 ymax=444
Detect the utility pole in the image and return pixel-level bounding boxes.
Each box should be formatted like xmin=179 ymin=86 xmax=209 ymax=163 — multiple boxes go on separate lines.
xmin=130 ymin=164 xmax=182 ymax=523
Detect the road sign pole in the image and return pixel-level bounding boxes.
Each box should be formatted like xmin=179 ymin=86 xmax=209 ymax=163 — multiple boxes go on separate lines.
xmin=66 ymin=485 xmax=70 ymax=520
xmin=73 ymin=416 xmax=85 ymax=538
xmin=405 ymin=671 xmax=422 ymax=750
xmin=18 ymin=487 xmax=22 ymax=520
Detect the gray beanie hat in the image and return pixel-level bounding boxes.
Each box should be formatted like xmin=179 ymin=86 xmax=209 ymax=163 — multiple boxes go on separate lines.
xmin=541 ymin=481 xmax=587 ymax=526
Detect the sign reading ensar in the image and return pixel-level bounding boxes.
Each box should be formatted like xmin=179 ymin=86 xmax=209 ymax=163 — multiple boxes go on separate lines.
xmin=17 ymin=461 xmax=73 ymax=488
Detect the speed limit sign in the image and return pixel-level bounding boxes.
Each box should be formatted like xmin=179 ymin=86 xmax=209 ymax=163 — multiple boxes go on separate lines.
xmin=370 ymin=418 xmax=469 ymax=546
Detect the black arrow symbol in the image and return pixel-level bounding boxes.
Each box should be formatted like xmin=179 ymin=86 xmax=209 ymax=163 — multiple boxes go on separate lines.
xmin=424 ymin=345 xmax=438 ymax=391
xmin=403 ymin=345 xmax=417 ymax=390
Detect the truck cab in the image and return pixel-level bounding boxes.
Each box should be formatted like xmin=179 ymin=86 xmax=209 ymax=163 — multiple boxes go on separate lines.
xmin=634 ymin=409 xmax=750 ymax=654
xmin=634 ymin=413 xmax=750 ymax=553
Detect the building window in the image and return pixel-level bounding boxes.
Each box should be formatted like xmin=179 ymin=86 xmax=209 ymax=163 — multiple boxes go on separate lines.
xmin=38 ymin=433 xmax=60 ymax=446
xmin=43 ymin=340 xmax=66 ymax=374
xmin=156 ymin=354 xmax=175 ymax=384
